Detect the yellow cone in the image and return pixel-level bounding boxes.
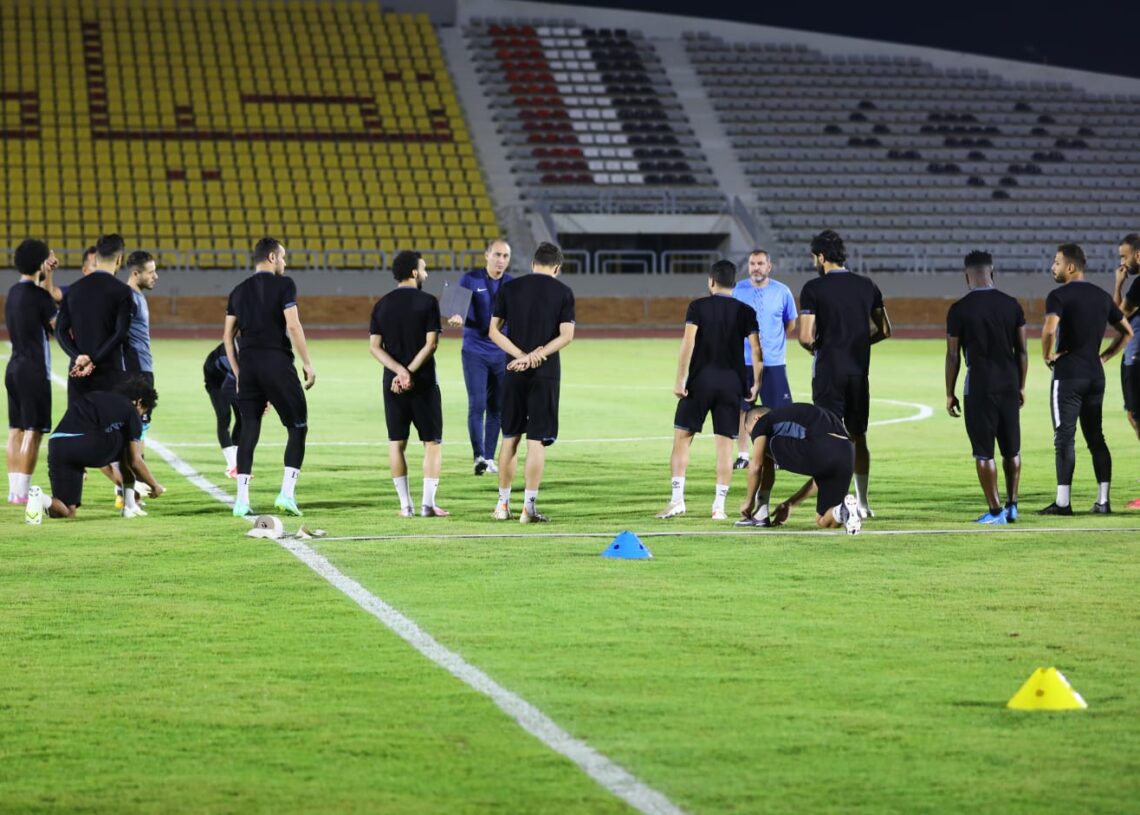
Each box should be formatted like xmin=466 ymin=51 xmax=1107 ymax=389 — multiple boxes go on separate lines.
xmin=1007 ymin=667 xmax=1088 ymax=711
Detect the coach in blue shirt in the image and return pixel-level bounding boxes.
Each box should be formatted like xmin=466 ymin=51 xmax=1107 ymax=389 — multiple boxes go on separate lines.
xmin=731 ymin=249 xmax=797 ymax=468
xmin=447 ymin=239 xmax=513 ymax=475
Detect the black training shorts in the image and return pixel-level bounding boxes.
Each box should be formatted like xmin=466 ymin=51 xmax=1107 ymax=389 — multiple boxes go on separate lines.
xmin=675 ymin=383 xmax=741 ymax=438
xmin=47 ymin=432 xmax=124 ymax=508
xmin=812 ymin=370 xmax=870 ymax=435
xmin=501 ymin=371 xmax=559 ymax=445
xmin=237 ymin=351 xmax=308 ymax=428
xmin=964 ymin=390 xmax=1020 ymax=460
xmin=6 ymin=362 xmax=52 ymax=432
xmin=769 ymin=433 xmax=855 ymax=516
xmin=1123 ymin=363 xmax=1136 ymax=415
xmin=383 ymin=380 xmax=443 ymax=443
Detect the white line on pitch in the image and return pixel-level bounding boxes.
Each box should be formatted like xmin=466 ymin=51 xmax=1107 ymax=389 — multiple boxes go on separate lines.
xmin=47 ymin=376 xmax=687 ymax=815
xmin=313 ymin=526 xmax=1140 ymax=543
xmin=156 ymin=397 xmax=935 ymax=448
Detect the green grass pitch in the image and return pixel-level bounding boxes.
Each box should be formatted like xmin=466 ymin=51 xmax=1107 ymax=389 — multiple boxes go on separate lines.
xmin=2 ymin=337 xmax=1139 ymax=814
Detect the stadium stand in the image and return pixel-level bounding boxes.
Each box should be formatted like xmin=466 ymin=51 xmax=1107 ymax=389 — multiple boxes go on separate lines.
xmin=684 ymin=33 xmax=1140 ymax=272
xmin=465 ymin=18 xmax=725 ymax=214
xmin=0 ymin=0 xmax=499 ymax=268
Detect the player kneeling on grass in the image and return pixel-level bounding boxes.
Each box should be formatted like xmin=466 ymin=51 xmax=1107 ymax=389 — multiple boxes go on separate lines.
xmin=369 ymin=251 xmax=448 ymax=517
xmin=736 ymin=403 xmax=861 ymax=534
xmin=32 ymin=375 xmax=165 ymax=519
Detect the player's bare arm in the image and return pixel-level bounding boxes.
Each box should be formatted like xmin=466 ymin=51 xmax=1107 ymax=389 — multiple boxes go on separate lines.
xmin=945 ymin=335 xmax=962 ymax=417
xmin=284 ymin=305 xmax=316 ymax=389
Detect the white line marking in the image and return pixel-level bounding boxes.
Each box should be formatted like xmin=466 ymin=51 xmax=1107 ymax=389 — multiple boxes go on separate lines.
xmin=156 ymin=398 xmax=935 ymax=449
xmin=314 ymin=526 xmax=1140 ymax=543
xmin=24 ymin=354 xmax=685 ymax=815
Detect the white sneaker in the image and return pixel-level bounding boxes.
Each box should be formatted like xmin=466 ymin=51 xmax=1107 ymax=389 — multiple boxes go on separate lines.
xmin=484 ymin=459 xmax=499 ymax=474
xmin=122 ymin=505 xmax=148 ymax=519
xmin=843 ymin=495 xmax=862 ymax=535
xmin=656 ymin=499 xmax=686 ymax=519
xmin=711 ymin=507 xmax=729 ymax=521
xmin=491 ymin=502 xmax=512 ymax=520
xmin=135 ymin=483 xmax=152 ymax=498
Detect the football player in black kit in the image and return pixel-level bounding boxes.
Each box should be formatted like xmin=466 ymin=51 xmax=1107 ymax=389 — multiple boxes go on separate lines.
xmin=223 ymin=238 xmax=316 ymax=518
xmin=1040 ymin=243 xmax=1132 ymax=515
xmin=945 ymin=251 xmax=1028 ymax=524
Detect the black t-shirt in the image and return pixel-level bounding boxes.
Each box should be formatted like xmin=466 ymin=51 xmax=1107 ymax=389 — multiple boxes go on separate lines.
xmin=203 ymin=342 xmax=235 ymax=389
xmin=1045 ymin=281 xmax=1124 ymax=380
xmin=492 ymin=274 xmax=575 ymax=380
xmin=55 ymin=391 xmax=143 ymax=456
xmin=225 ymin=272 xmax=298 ymax=356
xmin=751 ymin=402 xmax=848 ymax=443
xmin=946 ymin=288 xmax=1026 ymax=395
xmin=799 ymin=270 xmax=884 ymax=376
xmin=684 ymin=294 xmax=759 ymax=390
xmin=369 ymin=287 xmax=442 ymax=384
xmin=1124 ymin=275 xmax=1140 ymax=366
xmin=56 ymin=270 xmax=132 ymax=367
xmin=5 ymin=280 xmax=56 ymax=375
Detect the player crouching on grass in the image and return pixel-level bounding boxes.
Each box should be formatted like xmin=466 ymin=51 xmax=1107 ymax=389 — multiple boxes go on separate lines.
xmin=28 ymin=375 xmax=165 ymax=520
xmin=736 ymin=403 xmax=861 ymax=534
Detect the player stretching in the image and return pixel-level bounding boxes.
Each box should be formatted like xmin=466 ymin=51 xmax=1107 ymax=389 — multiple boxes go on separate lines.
xmin=945 ymin=251 xmax=1028 ymax=524
xmin=488 ymin=242 xmax=575 ymax=523
xmin=1040 ymin=243 xmax=1132 ymax=514
xmin=369 ymin=251 xmax=447 ymax=517
xmin=447 ymin=239 xmax=513 ymax=475
xmin=6 ymin=240 xmax=60 ymax=505
xmin=29 ymin=376 xmax=165 ymax=520
xmin=203 ymin=342 xmax=241 ymax=477
xmin=731 ymin=249 xmax=797 ymax=469
xmin=658 ymin=260 xmax=760 ymax=520
xmin=798 ymin=230 xmax=890 ymax=518
xmin=224 ymin=238 xmax=316 ymax=518
xmin=737 ymin=403 xmax=861 ymax=534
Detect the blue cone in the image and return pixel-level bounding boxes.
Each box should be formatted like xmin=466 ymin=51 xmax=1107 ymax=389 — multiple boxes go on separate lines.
xmin=601 ymin=530 xmax=652 ymax=560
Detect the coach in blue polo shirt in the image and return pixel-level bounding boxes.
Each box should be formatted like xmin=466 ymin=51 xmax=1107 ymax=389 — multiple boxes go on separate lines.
xmin=447 ymin=239 xmax=514 ymax=475
xmin=732 ymin=249 xmax=798 ymax=468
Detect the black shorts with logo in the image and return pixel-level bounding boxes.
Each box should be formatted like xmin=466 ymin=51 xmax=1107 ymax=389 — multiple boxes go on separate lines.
xmin=964 ymin=389 xmax=1020 ymax=460
xmin=769 ymin=433 xmax=855 ymax=516
xmin=675 ymin=383 xmax=741 ymax=438
xmin=6 ymin=361 xmax=52 ymax=432
xmin=501 ymin=371 xmax=560 ymax=445
xmin=237 ymin=351 xmax=307 ymax=428
xmin=383 ymin=379 xmax=443 ymax=443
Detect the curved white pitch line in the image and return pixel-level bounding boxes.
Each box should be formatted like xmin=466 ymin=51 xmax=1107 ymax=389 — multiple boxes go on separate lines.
xmin=869 ymin=398 xmax=935 ymax=427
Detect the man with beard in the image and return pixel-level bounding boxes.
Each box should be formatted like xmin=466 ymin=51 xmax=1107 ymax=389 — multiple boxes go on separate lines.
xmin=369 ymin=251 xmax=447 ymax=517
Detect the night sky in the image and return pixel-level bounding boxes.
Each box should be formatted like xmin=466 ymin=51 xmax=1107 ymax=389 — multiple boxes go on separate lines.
xmin=555 ymin=0 xmax=1140 ymax=81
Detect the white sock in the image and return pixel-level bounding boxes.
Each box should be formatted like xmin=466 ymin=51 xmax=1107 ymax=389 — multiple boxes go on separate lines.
xmin=754 ymin=503 xmax=769 ymax=520
xmin=15 ymin=473 xmax=30 ymax=499
xmin=236 ymin=474 xmax=252 ymax=505
xmin=223 ymin=445 xmax=238 ymax=469
xmin=855 ymin=473 xmax=869 ymax=508
xmin=832 ymin=504 xmax=845 ymax=524
xmin=7 ymin=473 xmax=15 ymax=499
xmin=40 ymin=490 xmax=52 ymax=511
xmin=393 ymin=475 xmax=411 ymax=509
xmin=671 ymin=476 xmax=685 ymax=503
xmin=1097 ymin=482 xmax=1110 ymax=505
xmin=1056 ymin=485 xmax=1071 ymax=507
xmin=498 ymin=487 xmax=511 ymax=505
xmin=115 ymin=485 xmax=123 ymax=498
xmin=738 ymin=451 xmax=750 ymax=461
xmin=124 ymin=487 xmax=139 ymax=511
xmin=422 ymin=477 xmax=439 ymax=508
xmin=524 ymin=489 xmax=538 ymax=513
xmin=713 ymin=483 xmax=729 ymax=511
xmin=756 ymin=489 xmax=770 ymax=507
xmin=281 ymin=466 xmax=300 ymax=499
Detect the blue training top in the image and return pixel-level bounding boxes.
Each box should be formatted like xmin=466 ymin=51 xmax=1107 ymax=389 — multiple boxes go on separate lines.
xmin=457 ymin=267 xmax=512 ymax=356
xmin=731 ymin=278 xmax=797 ymax=366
